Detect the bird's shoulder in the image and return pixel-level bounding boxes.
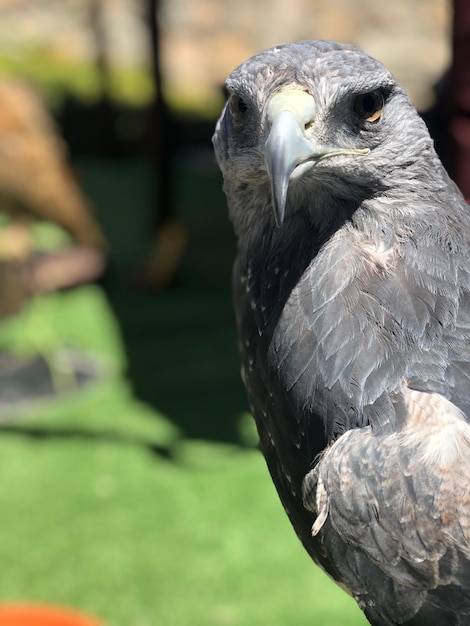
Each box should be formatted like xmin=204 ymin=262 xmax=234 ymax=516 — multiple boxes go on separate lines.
xmin=238 ymin=208 xmax=470 ymax=428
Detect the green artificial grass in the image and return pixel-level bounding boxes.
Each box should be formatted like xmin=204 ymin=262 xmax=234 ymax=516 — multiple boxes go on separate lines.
xmin=0 ymin=285 xmax=367 ymax=626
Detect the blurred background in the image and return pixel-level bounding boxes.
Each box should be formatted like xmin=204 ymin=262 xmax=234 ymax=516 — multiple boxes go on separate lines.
xmin=0 ymin=1 xmax=455 ymax=625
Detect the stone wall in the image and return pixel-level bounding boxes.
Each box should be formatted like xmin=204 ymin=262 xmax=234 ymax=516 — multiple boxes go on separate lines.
xmin=160 ymin=0 xmax=451 ymax=110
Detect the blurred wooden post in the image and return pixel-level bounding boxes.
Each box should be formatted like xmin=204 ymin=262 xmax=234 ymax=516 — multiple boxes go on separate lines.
xmin=147 ymin=0 xmax=172 ymax=226
xmin=448 ymin=0 xmax=470 ymax=200
xmin=137 ymin=0 xmax=188 ymax=289
xmin=89 ymin=0 xmax=117 ymax=155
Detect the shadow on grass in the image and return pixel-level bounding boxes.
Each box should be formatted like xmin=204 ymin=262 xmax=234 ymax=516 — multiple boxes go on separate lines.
xmin=103 ymin=278 xmax=248 ymax=445
xmin=76 ymin=154 xmax=249 ymax=447
xmin=0 ymin=423 xmax=173 ymax=459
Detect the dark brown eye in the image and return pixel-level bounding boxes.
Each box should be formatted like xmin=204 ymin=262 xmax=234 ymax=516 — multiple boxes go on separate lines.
xmin=353 ymin=91 xmax=384 ymax=123
xmin=228 ymin=94 xmax=248 ymax=122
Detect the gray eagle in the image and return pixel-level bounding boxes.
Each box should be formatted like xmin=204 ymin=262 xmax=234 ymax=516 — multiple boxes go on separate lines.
xmin=212 ymin=40 xmax=470 ymax=625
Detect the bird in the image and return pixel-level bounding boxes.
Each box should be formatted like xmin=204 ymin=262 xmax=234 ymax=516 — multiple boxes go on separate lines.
xmin=0 ymin=80 xmax=106 ymax=253
xmin=0 ymin=80 xmax=107 ymax=315
xmin=212 ymin=40 xmax=470 ymax=626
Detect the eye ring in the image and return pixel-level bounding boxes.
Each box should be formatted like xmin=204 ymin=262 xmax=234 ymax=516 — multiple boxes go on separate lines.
xmin=228 ymin=94 xmax=249 ymax=122
xmin=353 ymin=90 xmax=384 ymax=123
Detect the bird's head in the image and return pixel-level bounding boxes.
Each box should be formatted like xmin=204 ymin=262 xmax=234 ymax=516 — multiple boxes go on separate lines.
xmin=213 ymin=41 xmax=441 ymax=237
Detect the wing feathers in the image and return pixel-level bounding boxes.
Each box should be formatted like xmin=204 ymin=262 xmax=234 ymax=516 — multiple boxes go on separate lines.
xmin=304 ymin=390 xmax=470 ymax=618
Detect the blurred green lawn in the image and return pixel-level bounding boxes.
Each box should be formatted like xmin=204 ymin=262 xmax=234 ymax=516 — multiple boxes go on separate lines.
xmin=0 ymin=154 xmax=368 ymax=624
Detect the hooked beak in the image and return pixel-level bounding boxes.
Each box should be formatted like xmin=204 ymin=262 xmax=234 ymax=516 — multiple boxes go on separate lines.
xmin=263 ymin=89 xmax=369 ymax=227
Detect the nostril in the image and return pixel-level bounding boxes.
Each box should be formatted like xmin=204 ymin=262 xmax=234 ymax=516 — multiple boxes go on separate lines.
xmin=304 ymin=120 xmax=314 ymax=131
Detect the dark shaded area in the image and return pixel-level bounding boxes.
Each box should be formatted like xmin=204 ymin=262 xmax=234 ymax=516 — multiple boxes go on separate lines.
xmin=4 ymin=0 xmax=249 ymax=447
xmin=421 ymin=0 xmax=470 ymax=201
xmin=57 ymin=104 xmax=248 ymax=446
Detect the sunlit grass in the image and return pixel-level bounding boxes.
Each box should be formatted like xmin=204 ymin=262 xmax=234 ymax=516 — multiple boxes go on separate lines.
xmin=0 ymin=50 xmax=154 ymax=107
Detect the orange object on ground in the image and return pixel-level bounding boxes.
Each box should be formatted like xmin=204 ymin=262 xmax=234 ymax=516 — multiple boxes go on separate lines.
xmin=0 ymin=604 xmax=104 ymax=626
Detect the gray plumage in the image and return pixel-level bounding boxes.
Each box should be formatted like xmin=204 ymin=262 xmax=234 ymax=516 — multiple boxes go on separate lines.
xmin=212 ymin=40 xmax=470 ymax=625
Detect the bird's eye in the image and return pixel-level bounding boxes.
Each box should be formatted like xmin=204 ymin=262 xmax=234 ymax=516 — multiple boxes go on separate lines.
xmin=353 ymin=91 xmax=384 ymax=123
xmin=228 ymin=94 xmax=248 ymax=122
